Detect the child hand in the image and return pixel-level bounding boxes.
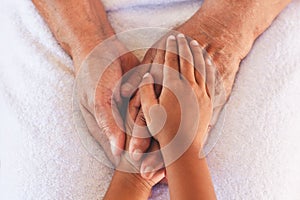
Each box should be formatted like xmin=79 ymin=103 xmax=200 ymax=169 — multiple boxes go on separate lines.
xmin=139 ymin=34 xmax=214 ymax=163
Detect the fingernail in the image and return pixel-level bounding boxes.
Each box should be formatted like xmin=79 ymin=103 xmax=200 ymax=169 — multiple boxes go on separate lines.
xmin=191 ymin=40 xmax=199 ymax=46
xmin=177 ymin=33 xmax=184 ymax=38
xmin=168 ymin=35 xmax=175 ymax=40
xmin=121 ymin=83 xmax=134 ymax=95
xmin=143 ymin=72 xmax=150 ymax=79
xmin=132 ymin=149 xmax=143 ymax=161
xmin=110 ymin=140 xmax=120 ymax=156
xmin=206 ymin=58 xmax=212 ymax=66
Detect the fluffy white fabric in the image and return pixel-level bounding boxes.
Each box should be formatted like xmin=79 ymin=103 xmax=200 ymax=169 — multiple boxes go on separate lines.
xmin=0 ymin=0 xmax=300 ymax=199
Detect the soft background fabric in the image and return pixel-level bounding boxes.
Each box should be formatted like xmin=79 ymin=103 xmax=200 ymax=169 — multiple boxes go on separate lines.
xmin=1 ymin=0 xmax=300 ymax=199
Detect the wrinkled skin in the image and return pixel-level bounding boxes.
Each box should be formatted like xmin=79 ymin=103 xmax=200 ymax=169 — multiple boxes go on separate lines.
xmin=33 ymin=0 xmax=291 ymax=183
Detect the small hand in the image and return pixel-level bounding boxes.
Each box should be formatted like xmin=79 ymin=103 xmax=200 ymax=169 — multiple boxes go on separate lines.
xmin=121 ymin=27 xmax=225 ymax=169
xmin=139 ymin=34 xmax=213 ymax=158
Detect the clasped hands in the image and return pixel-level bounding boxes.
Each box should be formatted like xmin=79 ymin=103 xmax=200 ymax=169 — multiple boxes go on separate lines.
xmin=77 ymin=33 xmax=215 ymax=188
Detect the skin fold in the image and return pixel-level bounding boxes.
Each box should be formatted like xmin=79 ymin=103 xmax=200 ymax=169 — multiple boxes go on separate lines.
xmin=32 ymin=0 xmax=291 ymax=197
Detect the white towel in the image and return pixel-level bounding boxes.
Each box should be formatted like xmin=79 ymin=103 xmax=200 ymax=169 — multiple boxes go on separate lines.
xmin=1 ymin=0 xmax=300 ymax=199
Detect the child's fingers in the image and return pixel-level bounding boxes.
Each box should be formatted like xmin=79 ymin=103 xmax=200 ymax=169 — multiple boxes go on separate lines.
xmin=176 ymin=34 xmax=195 ymax=83
xmin=150 ymin=41 xmax=165 ymax=96
xmin=127 ymin=90 xmax=141 ymax=122
xmin=190 ymin=40 xmax=206 ymax=90
xmin=139 ymin=73 xmax=158 ymax=126
xmin=205 ymin=53 xmax=216 ymax=100
xmin=163 ymin=35 xmax=179 ymax=84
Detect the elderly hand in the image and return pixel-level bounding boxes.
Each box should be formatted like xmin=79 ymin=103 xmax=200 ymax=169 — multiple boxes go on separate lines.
xmin=139 ymin=34 xmax=213 ymax=156
xmin=75 ymin=37 xmax=140 ymax=164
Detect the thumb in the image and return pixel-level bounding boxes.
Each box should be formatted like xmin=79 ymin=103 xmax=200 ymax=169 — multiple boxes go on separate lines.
xmin=121 ymin=65 xmax=150 ymax=97
xmin=79 ymin=103 xmax=121 ymax=166
xmin=95 ymin=101 xmax=125 ymax=157
xmin=139 ymin=73 xmax=158 ymax=125
xmin=121 ymin=48 xmax=156 ymax=97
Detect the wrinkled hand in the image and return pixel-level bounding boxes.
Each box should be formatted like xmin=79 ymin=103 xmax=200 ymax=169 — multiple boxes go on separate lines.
xmin=75 ymin=38 xmax=140 ymax=165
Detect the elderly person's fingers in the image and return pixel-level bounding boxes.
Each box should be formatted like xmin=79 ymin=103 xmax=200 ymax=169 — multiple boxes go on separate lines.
xmin=139 ymin=73 xmax=159 ymax=128
xmin=125 ymin=91 xmax=151 ymax=161
xmin=94 ymin=59 xmax=127 ymax=158
xmin=79 ymin=104 xmax=120 ymax=165
xmin=128 ymin=41 xmax=166 ymax=161
xmin=140 ymin=140 xmax=165 ymax=179
xmin=120 ymin=49 xmax=155 ymax=97
xmin=140 ymin=140 xmax=165 ymax=180
xmin=128 ymin=112 xmax=152 ymax=161
xmin=128 ymin=95 xmax=152 ymax=161
xmin=95 ymin=99 xmax=125 ymax=157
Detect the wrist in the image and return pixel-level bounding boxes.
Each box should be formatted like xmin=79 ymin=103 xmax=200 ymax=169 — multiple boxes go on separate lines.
xmin=113 ymin=170 xmax=152 ymax=196
xmin=166 ymin=141 xmax=201 ymax=168
xmin=159 ymin=123 xmax=210 ymax=166
xmin=159 ymin=133 xmax=203 ymax=167
xmin=53 ymin=0 xmax=117 ymax=71
xmin=71 ymin=25 xmax=115 ymax=71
